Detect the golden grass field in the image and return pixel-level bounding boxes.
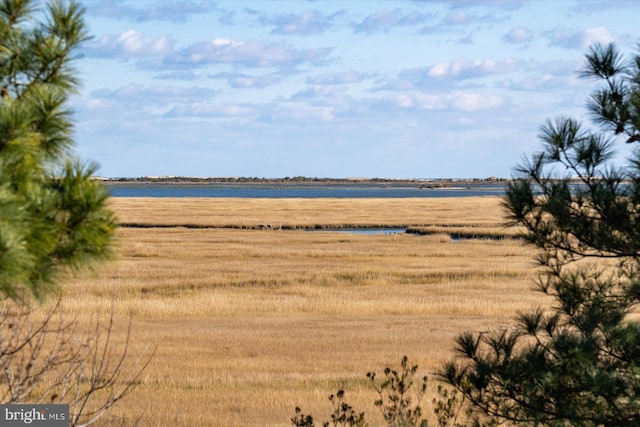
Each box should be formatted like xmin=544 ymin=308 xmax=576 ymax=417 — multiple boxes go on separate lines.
xmin=56 ymin=196 xmax=550 ymax=426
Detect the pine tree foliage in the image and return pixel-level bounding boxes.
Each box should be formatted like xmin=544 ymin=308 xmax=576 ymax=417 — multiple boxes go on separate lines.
xmin=0 ymin=0 xmax=115 ymax=300
xmin=443 ymin=43 xmax=640 ymax=426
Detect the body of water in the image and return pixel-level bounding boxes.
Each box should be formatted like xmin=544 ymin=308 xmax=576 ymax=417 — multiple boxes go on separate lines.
xmin=105 ymin=183 xmax=506 ymax=198
xmin=308 ymin=228 xmax=407 ymax=235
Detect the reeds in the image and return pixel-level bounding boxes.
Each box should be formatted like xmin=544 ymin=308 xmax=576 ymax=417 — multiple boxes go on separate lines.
xmin=58 ymin=197 xmax=548 ymax=426
xmin=110 ymin=196 xmax=507 ymax=229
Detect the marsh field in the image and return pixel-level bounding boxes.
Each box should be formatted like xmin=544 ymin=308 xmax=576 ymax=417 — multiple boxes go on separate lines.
xmin=59 ymin=196 xmax=551 ymax=426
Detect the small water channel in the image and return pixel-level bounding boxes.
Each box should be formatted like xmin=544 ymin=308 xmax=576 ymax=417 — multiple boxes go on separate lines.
xmin=307 ymin=228 xmax=407 ymax=235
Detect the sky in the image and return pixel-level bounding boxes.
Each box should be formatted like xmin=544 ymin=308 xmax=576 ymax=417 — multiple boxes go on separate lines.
xmin=69 ymin=0 xmax=640 ymax=179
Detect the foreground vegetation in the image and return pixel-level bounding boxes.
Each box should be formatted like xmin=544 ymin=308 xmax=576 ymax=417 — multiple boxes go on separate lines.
xmin=445 ymin=43 xmax=640 ymax=426
xmin=0 ymin=1 xmax=135 ymax=424
xmin=55 ymin=197 xmax=546 ymax=426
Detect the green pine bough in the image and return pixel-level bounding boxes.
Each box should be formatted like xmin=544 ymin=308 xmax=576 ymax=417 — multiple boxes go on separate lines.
xmin=0 ymin=0 xmax=116 ymax=300
xmin=443 ymin=43 xmax=640 ymax=426
xmin=0 ymin=3 xmax=148 ymax=426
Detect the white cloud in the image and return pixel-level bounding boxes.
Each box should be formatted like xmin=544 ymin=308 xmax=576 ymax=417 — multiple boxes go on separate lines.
xmin=427 ymin=58 xmax=521 ymax=79
xmin=165 ymin=103 xmax=255 ymax=119
xmin=290 ymin=85 xmax=344 ymax=102
xmin=503 ymin=27 xmax=533 ymax=44
xmin=496 ymin=72 xmax=581 ymax=93
xmin=85 ymin=1 xmax=215 ymax=23
xmin=209 ymin=72 xmax=281 ymax=89
xmin=444 ymin=10 xmax=470 ymax=25
xmin=306 ymin=70 xmax=366 ymax=85
xmin=352 ymin=9 xmax=429 ymax=33
xmin=153 ymin=71 xmax=200 ymax=81
xmin=88 ymin=30 xmax=174 ymax=58
xmin=442 ymin=8 xmax=506 ymax=26
xmin=389 ymin=92 xmax=506 ymax=112
xmin=436 ymin=1 xmax=525 ymax=11
xmin=89 ymin=84 xmax=220 ymax=112
xmin=581 ymin=27 xmax=618 ymax=46
xmin=568 ymin=0 xmax=640 ymax=15
xmin=374 ymin=58 xmax=525 ymax=92
xmin=547 ymin=26 xmax=618 ymax=49
xmin=450 ymin=93 xmax=504 ymax=111
xmin=261 ymin=10 xmax=340 ymax=35
xmin=164 ymin=38 xmax=333 ymax=69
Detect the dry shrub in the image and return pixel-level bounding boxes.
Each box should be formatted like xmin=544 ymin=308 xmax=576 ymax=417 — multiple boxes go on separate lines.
xmin=0 ymin=297 xmax=154 ymax=426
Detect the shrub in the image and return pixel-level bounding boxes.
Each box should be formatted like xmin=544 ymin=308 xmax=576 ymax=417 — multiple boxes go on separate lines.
xmin=292 ymin=356 xmax=469 ymax=427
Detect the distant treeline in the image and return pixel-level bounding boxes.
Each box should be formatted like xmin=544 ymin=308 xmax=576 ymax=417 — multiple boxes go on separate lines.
xmin=98 ymin=176 xmax=508 ymax=185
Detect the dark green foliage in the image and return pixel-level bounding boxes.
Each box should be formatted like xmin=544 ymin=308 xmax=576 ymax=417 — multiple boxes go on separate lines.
xmin=326 ymin=390 xmax=367 ymax=427
xmin=0 ymin=2 xmax=144 ymax=424
xmin=0 ymin=0 xmax=115 ymax=300
xmin=432 ymin=385 xmax=470 ymax=427
xmin=367 ymin=355 xmax=428 ymax=427
xmin=292 ymin=357 xmax=467 ymax=427
xmin=291 ymin=390 xmax=367 ymax=427
xmin=443 ymin=43 xmax=640 ymax=426
xmin=292 ymin=407 xmax=316 ymax=427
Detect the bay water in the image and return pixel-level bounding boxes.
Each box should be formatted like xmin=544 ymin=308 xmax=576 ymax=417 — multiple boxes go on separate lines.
xmin=106 ymin=183 xmax=506 ymax=198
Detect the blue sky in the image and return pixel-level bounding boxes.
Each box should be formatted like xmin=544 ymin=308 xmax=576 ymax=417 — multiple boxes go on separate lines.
xmin=72 ymin=0 xmax=640 ymax=179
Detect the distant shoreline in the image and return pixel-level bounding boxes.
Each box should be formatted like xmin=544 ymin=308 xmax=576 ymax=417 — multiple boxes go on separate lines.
xmin=97 ymin=176 xmax=507 ymax=188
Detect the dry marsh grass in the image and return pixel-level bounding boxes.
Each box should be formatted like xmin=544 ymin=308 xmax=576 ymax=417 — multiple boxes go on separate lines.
xmin=111 ymin=196 xmax=507 ymax=229
xmin=55 ymin=197 xmax=551 ymax=426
